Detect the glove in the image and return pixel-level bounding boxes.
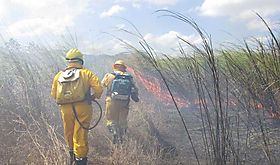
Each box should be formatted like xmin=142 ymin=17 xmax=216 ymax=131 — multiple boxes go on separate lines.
xmin=131 ymin=93 xmax=139 ymax=102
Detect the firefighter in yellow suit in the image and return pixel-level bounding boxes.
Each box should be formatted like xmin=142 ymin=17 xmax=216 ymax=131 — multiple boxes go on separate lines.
xmin=51 ymin=48 xmax=103 ymax=165
xmin=101 ymin=60 xmax=139 ymax=144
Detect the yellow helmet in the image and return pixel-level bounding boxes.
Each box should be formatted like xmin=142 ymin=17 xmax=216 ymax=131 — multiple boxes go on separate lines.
xmin=65 ymin=48 xmax=83 ymax=60
xmin=113 ymin=59 xmax=127 ymax=70
xmin=114 ymin=60 xmax=126 ymax=66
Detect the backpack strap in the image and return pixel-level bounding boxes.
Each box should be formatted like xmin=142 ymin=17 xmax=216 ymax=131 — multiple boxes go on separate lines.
xmin=105 ymin=72 xmax=132 ymax=97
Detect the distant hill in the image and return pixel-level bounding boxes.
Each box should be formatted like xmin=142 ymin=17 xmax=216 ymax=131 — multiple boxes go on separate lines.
xmin=84 ymin=52 xmax=141 ymax=77
xmin=84 ymin=54 xmax=115 ymax=77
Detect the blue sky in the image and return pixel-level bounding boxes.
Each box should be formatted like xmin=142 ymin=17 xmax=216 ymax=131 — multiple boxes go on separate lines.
xmin=0 ymin=0 xmax=279 ymax=55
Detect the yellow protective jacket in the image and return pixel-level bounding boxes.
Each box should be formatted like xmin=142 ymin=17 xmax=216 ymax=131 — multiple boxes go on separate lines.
xmin=51 ymin=63 xmax=103 ymax=158
xmin=51 ymin=63 xmax=103 ymax=100
xmin=101 ymin=70 xmax=138 ymax=129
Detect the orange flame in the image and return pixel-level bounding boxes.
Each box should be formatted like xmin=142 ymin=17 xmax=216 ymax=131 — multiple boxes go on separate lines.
xmin=127 ymin=67 xmax=189 ymax=108
xmin=127 ymin=67 xmax=280 ymax=119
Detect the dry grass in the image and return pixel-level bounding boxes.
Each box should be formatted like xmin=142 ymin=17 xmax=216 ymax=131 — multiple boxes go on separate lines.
xmin=1 ymin=13 xmax=280 ymax=165
xmin=0 ymin=40 xmax=183 ymax=165
xmin=119 ymin=10 xmax=280 ymax=165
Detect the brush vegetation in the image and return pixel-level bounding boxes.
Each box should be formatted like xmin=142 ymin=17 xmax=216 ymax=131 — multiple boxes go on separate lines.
xmin=1 ymin=11 xmax=280 ymax=165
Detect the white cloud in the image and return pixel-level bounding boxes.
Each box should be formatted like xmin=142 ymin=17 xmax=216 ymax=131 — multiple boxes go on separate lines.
xmin=246 ymin=18 xmax=274 ymax=31
xmin=132 ymin=3 xmax=141 ymax=8
xmin=81 ymin=39 xmax=130 ymax=55
xmin=100 ymin=5 xmax=125 ymax=18
xmin=197 ymin=0 xmax=280 ymax=30
xmin=11 ymin=0 xmax=52 ymax=9
xmin=0 ymin=1 xmax=11 ymax=18
xmin=144 ymin=31 xmax=202 ymax=53
xmin=115 ymin=24 xmax=126 ymax=30
xmin=199 ymin=0 xmax=280 ymax=18
xmin=0 ymin=0 xmax=89 ymax=37
xmin=143 ymin=0 xmax=177 ymax=6
xmin=8 ymin=18 xmax=70 ymax=37
xmin=115 ymin=0 xmax=177 ymax=6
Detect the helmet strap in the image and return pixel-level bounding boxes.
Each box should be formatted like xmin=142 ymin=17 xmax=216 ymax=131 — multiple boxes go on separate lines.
xmin=113 ymin=65 xmax=126 ymax=72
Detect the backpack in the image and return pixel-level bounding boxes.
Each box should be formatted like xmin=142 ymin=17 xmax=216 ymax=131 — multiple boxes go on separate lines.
xmin=110 ymin=73 xmax=132 ymax=100
xmin=56 ymin=68 xmax=87 ymax=104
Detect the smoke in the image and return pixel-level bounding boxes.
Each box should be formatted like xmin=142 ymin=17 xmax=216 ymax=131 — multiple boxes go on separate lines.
xmin=128 ymin=67 xmax=280 ymax=119
xmin=128 ymin=67 xmax=189 ymax=108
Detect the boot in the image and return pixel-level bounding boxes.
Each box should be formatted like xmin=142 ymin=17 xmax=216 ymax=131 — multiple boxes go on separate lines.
xmin=118 ymin=128 xmax=124 ymax=144
xmin=69 ymin=150 xmax=75 ymax=165
xmin=113 ymin=133 xmax=118 ymax=144
xmin=111 ymin=124 xmax=118 ymax=144
xmin=75 ymin=157 xmax=87 ymax=165
xmin=123 ymin=128 xmax=127 ymax=135
xmin=107 ymin=125 xmax=113 ymax=133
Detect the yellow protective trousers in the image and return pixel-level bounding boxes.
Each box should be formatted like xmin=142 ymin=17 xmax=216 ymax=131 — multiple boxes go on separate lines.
xmin=60 ymin=101 xmax=93 ymax=158
xmin=105 ymin=97 xmax=129 ymax=129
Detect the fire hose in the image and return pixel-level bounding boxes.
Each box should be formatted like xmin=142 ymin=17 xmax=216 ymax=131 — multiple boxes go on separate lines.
xmin=72 ymin=99 xmax=102 ymax=130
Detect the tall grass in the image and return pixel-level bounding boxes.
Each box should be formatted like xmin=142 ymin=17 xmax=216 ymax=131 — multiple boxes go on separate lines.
xmin=0 ymin=39 xmax=67 ymax=164
xmin=1 ymin=11 xmax=280 ymax=165
xmin=122 ymin=10 xmax=280 ymax=165
xmin=0 ymin=39 xmax=183 ymax=164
